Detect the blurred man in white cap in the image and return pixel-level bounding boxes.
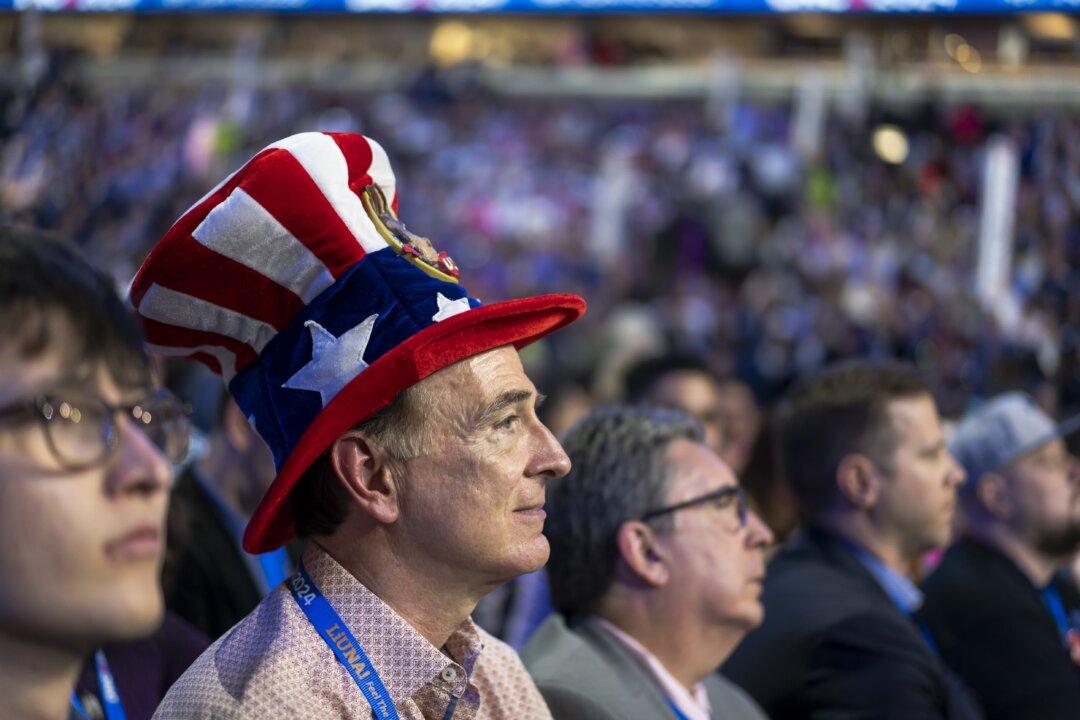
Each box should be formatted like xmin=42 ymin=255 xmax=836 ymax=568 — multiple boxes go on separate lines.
xmin=136 ymin=132 xmax=585 ymax=719
xmin=920 ymin=393 xmax=1080 ymax=720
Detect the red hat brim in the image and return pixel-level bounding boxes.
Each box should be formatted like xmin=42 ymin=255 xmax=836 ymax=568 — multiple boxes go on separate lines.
xmin=242 ymin=292 xmax=585 ymax=553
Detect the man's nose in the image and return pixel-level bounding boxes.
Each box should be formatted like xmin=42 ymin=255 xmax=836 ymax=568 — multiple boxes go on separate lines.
xmin=745 ymin=509 xmax=775 ymax=549
xmin=528 ymin=421 xmax=572 ymax=480
xmin=107 ymin=414 xmax=172 ymax=497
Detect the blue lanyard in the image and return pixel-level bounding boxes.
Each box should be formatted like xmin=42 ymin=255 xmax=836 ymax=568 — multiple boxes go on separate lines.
xmin=665 ymin=697 xmax=695 ymax=720
xmin=1042 ymin=583 xmax=1072 ymax=641
xmin=258 ymin=547 xmax=290 ymax=590
xmin=70 ymin=650 xmax=127 ymax=720
xmin=289 ymin=565 xmax=400 ymax=720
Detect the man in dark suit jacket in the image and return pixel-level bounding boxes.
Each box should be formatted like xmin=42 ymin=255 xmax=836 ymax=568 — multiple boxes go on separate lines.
xmin=723 ymin=360 xmax=981 ymax=719
xmin=524 ymin=406 xmax=772 ymax=720
xmin=164 ymin=394 xmax=297 ymax=640
xmin=919 ymin=393 xmax=1080 ymax=720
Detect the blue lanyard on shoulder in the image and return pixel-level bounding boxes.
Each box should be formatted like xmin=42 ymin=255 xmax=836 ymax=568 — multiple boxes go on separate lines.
xmin=289 ymin=564 xmax=400 ymax=720
xmin=1042 ymin=583 xmax=1072 ymax=641
xmin=70 ymin=650 xmax=127 ymax=720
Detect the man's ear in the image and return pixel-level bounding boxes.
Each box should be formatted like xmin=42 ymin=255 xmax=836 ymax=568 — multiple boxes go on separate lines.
xmin=836 ymin=453 xmax=881 ymax=511
xmin=329 ymin=432 xmax=400 ymax=525
xmin=974 ymin=472 xmax=1013 ymax=521
xmin=613 ymin=520 xmax=670 ymax=589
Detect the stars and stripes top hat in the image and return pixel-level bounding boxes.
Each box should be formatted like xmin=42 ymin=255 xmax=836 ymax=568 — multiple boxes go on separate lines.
xmin=130 ymin=132 xmax=585 ymax=553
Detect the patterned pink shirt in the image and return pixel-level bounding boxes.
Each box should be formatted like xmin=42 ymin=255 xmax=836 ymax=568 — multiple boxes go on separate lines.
xmin=153 ymin=544 xmax=553 ymax=719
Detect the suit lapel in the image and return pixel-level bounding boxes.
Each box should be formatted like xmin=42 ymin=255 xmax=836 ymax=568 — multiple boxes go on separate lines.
xmin=576 ymin=618 xmax=679 ymax=719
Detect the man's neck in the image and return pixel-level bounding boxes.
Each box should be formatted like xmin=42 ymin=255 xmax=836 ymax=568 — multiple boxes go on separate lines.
xmin=965 ymin=526 xmax=1060 ymax=588
xmin=597 ymin=597 xmax=740 ymax=694
xmin=0 ymin=631 xmax=85 ymax=720
xmin=315 ymin=537 xmax=482 ymax=649
xmin=823 ymin=518 xmax=911 ymax=575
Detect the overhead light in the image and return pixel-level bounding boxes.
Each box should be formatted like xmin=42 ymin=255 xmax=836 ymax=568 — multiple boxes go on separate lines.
xmin=873 ymin=125 xmax=909 ymax=165
xmin=1023 ymin=13 xmax=1077 ymax=42
xmin=944 ymin=33 xmax=965 ymax=59
xmin=429 ymin=21 xmax=474 ymax=67
xmin=960 ymin=47 xmax=983 ymax=74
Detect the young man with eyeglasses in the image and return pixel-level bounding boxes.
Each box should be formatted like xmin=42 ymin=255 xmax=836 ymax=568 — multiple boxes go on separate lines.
xmin=722 ymin=360 xmax=982 ymax=719
xmin=523 ymin=405 xmax=772 ymax=720
xmin=0 ymin=227 xmax=203 ymax=720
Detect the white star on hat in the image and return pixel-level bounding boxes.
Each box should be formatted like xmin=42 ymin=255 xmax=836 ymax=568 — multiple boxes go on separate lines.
xmin=432 ymin=293 xmax=471 ymax=322
xmin=282 ymin=315 xmax=378 ymax=407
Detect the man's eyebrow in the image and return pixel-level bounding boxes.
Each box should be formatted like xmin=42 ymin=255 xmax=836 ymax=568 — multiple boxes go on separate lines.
xmin=474 ymin=389 xmax=538 ymax=427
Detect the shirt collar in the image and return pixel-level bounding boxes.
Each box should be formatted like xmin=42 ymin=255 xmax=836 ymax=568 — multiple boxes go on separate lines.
xmin=303 ymin=543 xmax=484 ymax=704
xmin=592 ymin=617 xmax=712 ymax=720
xmin=845 ymin=541 xmax=924 ymax=614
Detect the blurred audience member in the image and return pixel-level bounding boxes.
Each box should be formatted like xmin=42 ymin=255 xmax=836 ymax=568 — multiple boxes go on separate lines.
xmin=714 ymin=378 xmax=762 ymax=475
xmin=739 ymin=416 xmax=799 ymax=546
xmin=723 ymin=360 xmax=980 ymax=719
xmin=525 ymin=405 xmax=772 ymax=720
xmin=624 ymin=353 xmax=726 ymax=453
xmin=164 ymin=391 xmax=298 ymax=641
xmin=919 ymin=394 xmax=1080 ymax=719
xmin=0 ymin=227 xmax=205 ymax=720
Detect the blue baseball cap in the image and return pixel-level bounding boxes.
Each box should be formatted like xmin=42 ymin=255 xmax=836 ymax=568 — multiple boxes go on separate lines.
xmin=949 ymin=392 xmax=1080 ymax=483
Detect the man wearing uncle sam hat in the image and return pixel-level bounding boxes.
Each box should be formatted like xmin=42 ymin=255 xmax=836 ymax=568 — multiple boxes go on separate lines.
xmin=137 ymin=131 xmax=584 ymax=719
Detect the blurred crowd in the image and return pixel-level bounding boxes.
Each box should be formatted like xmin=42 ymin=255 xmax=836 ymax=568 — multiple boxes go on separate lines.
xmin=1 ymin=46 xmax=1079 ymax=720
xmin=2 ymin=56 xmax=1078 ymax=421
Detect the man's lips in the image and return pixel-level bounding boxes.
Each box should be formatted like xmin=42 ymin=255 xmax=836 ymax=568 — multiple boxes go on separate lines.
xmin=105 ymin=525 xmax=161 ymax=560
xmin=514 ymin=503 xmax=546 ymax=519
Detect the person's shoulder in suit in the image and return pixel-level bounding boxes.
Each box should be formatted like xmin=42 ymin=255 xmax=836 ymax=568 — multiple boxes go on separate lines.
xmin=522 ymin=614 xmax=629 ymax=720
xmin=723 ymin=528 xmax=942 ymax=716
xmin=703 ymin=674 xmax=768 ymax=720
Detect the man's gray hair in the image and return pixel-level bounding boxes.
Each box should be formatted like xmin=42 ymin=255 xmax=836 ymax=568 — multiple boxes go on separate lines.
xmin=545 ymin=404 xmax=703 ymax=619
xmin=292 ymin=382 xmax=431 ymax=538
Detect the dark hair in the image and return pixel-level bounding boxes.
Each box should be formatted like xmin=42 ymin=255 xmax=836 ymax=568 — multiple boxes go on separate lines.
xmin=544 ymin=405 xmax=703 ymax=619
xmin=0 ymin=224 xmax=150 ymax=386
xmin=292 ymin=382 xmax=429 ymax=538
xmin=777 ymin=359 xmax=930 ymax=521
xmin=623 ymin=353 xmax=713 ymax=403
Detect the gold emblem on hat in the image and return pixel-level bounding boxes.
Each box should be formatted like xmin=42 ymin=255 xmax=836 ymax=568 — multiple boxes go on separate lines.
xmin=360 ymin=184 xmax=460 ymax=284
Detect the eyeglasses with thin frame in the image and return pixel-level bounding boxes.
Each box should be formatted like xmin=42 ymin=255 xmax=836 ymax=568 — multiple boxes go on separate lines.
xmin=639 ymin=485 xmax=749 ymax=527
xmin=0 ymin=388 xmax=190 ymax=471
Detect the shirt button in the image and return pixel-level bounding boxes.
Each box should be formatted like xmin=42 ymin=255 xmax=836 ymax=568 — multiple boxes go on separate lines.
xmin=440 ymin=666 xmax=458 ymax=683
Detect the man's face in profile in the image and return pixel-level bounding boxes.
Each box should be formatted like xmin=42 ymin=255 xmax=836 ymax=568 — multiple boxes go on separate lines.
xmin=652 ymin=439 xmax=773 ymax=630
xmin=1004 ymin=438 xmax=1080 ymax=558
xmin=391 ymin=345 xmax=571 ymax=590
xmin=872 ymin=394 xmax=966 ymax=558
xmin=0 ymin=315 xmax=171 ymax=651
xmin=645 ymin=371 xmax=725 ymax=455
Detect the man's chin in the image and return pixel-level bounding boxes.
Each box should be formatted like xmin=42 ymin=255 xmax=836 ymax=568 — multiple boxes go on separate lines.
xmin=498 ymin=535 xmax=550 ymax=580
xmin=1035 ymin=522 xmax=1080 ymax=558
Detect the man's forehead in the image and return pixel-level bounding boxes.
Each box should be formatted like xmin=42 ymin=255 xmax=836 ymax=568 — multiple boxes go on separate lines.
xmin=886 ymin=394 xmax=941 ymax=437
xmin=665 ymin=438 xmax=736 ymax=499
xmin=0 ymin=354 xmax=147 ymax=406
xmin=1019 ymin=436 xmax=1066 ymax=465
xmin=421 ymin=345 xmax=535 ymax=408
